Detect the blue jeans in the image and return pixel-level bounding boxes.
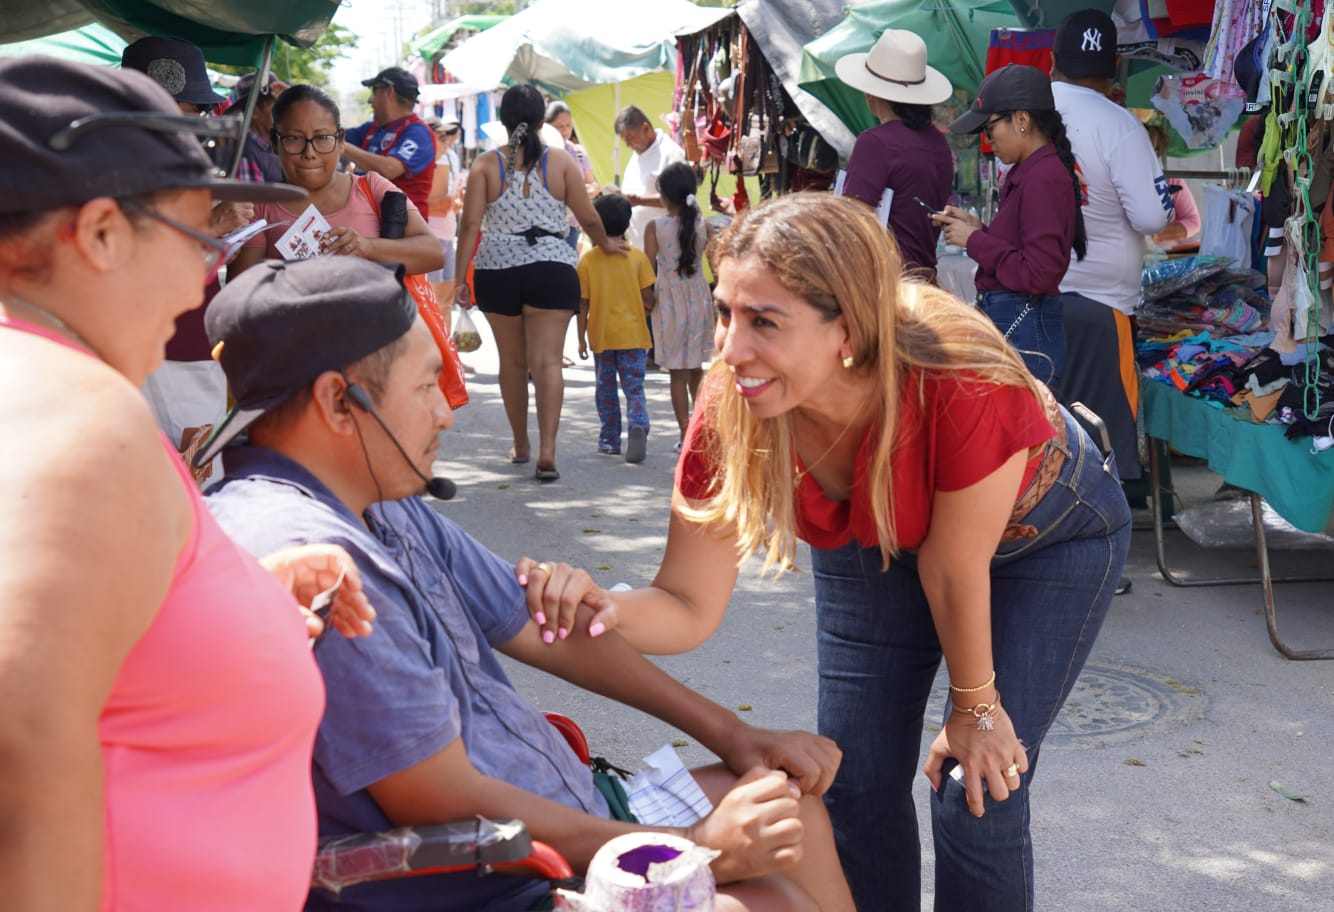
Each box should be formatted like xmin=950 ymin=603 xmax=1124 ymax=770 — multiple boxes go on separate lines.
xmin=813 ymin=406 xmax=1130 ymax=911
xmin=977 ymin=290 xmax=1065 ymax=390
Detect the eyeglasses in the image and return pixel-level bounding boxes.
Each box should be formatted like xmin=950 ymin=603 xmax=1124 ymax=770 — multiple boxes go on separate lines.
xmin=118 ymin=199 xmax=230 ymax=284
xmin=982 ymin=114 xmax=1012 ymax=139
xmin=276 ymin=131 xmax=342 ymax=155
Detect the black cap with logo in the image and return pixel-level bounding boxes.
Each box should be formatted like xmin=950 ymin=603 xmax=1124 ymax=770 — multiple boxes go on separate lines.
xmin=1053 ymin=9 xmax=1119 ymax=80
xmin=361 ymin=67 xmax=420 ymax=102
xmin=949 ymin=65 xmax=1056 ymax=135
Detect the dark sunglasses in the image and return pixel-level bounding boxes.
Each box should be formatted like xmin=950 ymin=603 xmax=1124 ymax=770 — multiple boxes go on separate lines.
xmin=982 ymin=113 xmax=1013 ymax=138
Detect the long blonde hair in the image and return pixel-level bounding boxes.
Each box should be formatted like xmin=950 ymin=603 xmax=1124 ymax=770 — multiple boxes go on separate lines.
xmin=682 ymin=193 xmax=1042 ymax=572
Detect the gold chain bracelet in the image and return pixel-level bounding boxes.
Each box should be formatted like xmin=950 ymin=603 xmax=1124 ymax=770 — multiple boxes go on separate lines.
xmin=949 ymin=670 xmax=996 ymax=694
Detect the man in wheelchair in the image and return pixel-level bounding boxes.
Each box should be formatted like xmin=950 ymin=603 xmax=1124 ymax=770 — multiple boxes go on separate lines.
xmin=200 ymin=257 xmax=855 ymax=912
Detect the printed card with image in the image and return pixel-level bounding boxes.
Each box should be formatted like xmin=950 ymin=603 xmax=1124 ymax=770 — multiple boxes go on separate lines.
xmin=275 ymin=204 xmax=332 ymax=261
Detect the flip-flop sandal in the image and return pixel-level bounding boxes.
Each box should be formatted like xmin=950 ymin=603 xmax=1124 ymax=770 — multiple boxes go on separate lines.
xmin=509 ymin=449 xmax=530 ymax=464
xmin=535 ymin=465 xmax=560 ymax=482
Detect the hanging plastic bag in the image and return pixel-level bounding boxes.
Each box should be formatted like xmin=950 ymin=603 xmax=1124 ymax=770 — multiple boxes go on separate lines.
xmin=452 ymin=304 xmax=482 ymax=353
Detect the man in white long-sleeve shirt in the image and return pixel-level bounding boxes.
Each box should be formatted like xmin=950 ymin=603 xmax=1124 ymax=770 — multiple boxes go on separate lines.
xmin=1051 ymin=8 xmax=1172 ymax=485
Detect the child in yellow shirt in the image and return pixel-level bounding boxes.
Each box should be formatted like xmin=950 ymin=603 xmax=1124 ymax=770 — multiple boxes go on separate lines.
xmin=576 ymin=193 xmax=657 ymax=462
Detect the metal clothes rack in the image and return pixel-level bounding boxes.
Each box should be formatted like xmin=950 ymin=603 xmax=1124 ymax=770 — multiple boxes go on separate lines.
xmin=1162 ymin=166 xmax=1255 ymax=190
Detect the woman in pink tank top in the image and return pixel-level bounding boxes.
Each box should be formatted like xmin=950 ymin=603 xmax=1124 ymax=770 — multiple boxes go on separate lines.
xmin=0 ymin=57 xmax=372 ymax=910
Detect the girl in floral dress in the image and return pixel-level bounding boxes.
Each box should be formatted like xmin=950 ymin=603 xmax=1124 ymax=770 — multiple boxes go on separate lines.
xmin=644 ymin=162 xmax=716 ymax=449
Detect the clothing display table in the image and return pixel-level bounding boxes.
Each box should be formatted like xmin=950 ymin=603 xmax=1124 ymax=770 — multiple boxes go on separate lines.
xmin=1142 ymin=381 xmax=1334 ymax=659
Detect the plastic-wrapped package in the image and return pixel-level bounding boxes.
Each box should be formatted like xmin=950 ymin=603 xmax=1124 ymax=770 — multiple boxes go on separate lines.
xmin=1141 ymin=255 xmax=1236 ymax=302
xmin=1175 ymin=498 xmax=1334 ymax=550
xmin=554 ymin=833 xmax=719 ymax=912
xmin=312 ymin=817 xmax=528 ymax=896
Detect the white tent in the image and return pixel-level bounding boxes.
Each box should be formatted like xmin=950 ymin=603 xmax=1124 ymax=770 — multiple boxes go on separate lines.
xmin=440 ymin=0 xmax=730 ymax=94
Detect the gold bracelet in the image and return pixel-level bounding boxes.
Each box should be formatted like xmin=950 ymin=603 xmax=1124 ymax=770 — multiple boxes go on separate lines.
xmin=953 ymin=691 xmax=1002 ymax=731
xmin=949 ymin=670 xmax=996 ymax=694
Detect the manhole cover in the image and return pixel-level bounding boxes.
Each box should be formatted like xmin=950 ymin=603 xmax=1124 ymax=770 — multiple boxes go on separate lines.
xmin=1045 ymin=662 xmax=1204 ymax=748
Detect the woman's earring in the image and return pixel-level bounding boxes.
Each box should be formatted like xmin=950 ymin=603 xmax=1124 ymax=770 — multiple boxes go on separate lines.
xmin=842 ymin=355 xmax=855 ymax=369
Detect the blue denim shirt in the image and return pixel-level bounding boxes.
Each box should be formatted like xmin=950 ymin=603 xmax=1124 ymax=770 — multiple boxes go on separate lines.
xmin=207 ymin=447 xmax=606 ymax=912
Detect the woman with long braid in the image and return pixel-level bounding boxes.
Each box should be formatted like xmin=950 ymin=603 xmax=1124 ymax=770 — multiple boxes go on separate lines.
xmin=934 ymin=65 xmax=1086 ymax=391
xmin=454 ymin=84 xmax=621 ymax=480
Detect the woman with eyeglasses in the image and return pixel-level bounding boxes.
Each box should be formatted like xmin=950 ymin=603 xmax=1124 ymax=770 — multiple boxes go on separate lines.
xmin=0 ymin=57 xmax=374 ymax=910
xmin=230 ymin=84 xmax=444 ymax=277
xmin=932 ymin=65 xmax=1087 ymax=392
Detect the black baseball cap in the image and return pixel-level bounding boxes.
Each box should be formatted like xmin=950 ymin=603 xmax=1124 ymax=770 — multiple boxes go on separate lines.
xmin=1053 ymin=9 xmax=1118 ymax=80
xmin=194 ymin=258 xmax=419 ymax=467
xmin=121 ymin=36 xmax=227 ymax=106
xmin=361 ymin=67 xmax=420 ymax=102
xmin=950 ymin=65 xmax=1055 ymax=134
xmin=0 ymin=56 xmax=307 ymax=214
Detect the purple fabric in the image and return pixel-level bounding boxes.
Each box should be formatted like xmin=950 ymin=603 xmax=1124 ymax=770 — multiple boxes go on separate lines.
xmin=841 ymin=120 xmax=953 ymax=275
xmin=967 ymin=144 xmax=1076 ymax=296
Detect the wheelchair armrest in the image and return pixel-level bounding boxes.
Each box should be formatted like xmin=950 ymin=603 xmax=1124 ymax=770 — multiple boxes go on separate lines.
xmin=313 ymin=817 xmax=572 ymax=893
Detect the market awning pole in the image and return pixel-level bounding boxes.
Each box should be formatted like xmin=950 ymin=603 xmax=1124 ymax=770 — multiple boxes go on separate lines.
xmin=613 ymin=79 xmax=622 ymax=184
xmin=228 ymin=34 xmax=275 ymax=178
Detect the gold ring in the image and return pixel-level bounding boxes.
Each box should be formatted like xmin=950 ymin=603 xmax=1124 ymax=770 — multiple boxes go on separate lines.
xmin=1004 ymin=764 xmax=1020 ymax=778
xmin=535 ymin=562 xmax=553 ymax=575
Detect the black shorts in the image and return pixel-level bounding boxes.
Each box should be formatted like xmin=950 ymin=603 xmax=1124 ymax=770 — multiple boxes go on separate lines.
xmin=474 ymin=260 xmax=580 ymax=318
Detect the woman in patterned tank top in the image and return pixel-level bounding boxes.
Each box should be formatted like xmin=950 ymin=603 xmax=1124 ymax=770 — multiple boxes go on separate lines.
xmin=455 ymin=84 xmax=624 ymax=481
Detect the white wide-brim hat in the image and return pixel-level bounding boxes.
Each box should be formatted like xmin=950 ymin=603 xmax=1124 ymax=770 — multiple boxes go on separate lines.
xmin=835 ymin=28 xmax=953 ymax=106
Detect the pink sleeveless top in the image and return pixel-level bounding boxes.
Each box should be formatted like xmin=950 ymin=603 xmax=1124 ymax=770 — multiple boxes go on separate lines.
xmin=1 ymin=316 xmax=326 ymax=910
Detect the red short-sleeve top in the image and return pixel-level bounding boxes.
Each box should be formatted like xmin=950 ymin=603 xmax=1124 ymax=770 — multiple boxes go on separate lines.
xmin=675 ymin=370 xmax=1057 ymax=551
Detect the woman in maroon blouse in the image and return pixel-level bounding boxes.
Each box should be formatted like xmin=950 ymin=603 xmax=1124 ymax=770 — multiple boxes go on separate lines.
xmin=935 ymin=65 xmax=1087 ymax=393
xmin=529 ymin=194 xmax=1129 ymax=911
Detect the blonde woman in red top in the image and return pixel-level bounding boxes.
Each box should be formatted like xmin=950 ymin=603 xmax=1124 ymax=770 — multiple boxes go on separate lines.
xmin=528 ymin=193 xmax=1130 ymax=911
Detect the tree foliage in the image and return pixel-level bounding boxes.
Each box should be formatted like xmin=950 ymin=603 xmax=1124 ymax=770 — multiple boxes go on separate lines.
xmin=213 ymin=21 xmax=359 ymax=87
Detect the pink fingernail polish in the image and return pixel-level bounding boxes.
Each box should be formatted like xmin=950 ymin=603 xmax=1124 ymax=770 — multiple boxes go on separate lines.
xmin=557 ymin=627 xmax=568 ymax=640
xmin=518 ymin=574 xmax=528 ymax=586
xmin=929 ymin=780 xmax=938 ymax=793
xmin=589 ymin=622 xmax=605 ymax=637
xmin=535 ymin=611 xmax=546 ymax=625
xmin=542 ymin=630 xmax=555 ymax=644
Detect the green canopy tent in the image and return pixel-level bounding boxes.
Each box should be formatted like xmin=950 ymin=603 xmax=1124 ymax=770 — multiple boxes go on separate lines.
xmin=410 ymin=14 xmax=508 ymax=65
xmin=1005 ymin=0 xmax=1115 ymax=28
xmin=0 ymin=22 xmax=126 ymax=65
xmin=0 ymin=0 xmax=338 ymax=66
xmin=799 ymin=0 xmax=1021 ymax=137
xmin=0 ymin=0 xmax=342 ymax=174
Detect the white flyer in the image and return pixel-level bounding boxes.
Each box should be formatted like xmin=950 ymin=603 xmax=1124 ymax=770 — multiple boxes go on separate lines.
xmin=275 ymin=204 xmax=331 ymax=261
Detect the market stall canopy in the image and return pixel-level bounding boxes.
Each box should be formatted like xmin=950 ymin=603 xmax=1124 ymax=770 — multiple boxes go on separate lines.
xmin=0 ymin=0 xmax=339 ymax=65
xmin=799 ymin=0 xmax=1020 ymax=137
xmin=410 ymin=14 xmax=508 ymax=63
xmin=1006 ymin=0 xmax=1115 ymax=28
xmin=0 ymin=22 xmax=126 ymax=66
xmin=440 ymin=0 xmax=731 ymax=94
xmin=732 ymin=0 xmax=859 ymax=162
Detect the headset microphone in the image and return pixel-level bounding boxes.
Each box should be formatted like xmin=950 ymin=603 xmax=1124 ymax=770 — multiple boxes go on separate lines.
xmin=344 ymin=382 xmax=456 ymax=500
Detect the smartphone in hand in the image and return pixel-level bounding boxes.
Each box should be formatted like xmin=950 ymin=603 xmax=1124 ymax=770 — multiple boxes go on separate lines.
xmin=914 ymin=196 xmax=942 ymax=216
